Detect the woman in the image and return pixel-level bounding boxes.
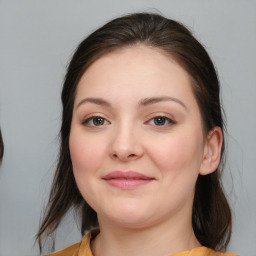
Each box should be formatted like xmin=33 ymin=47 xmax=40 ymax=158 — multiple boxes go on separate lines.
xmin=37 ymin=13 xmax=238 ymax=256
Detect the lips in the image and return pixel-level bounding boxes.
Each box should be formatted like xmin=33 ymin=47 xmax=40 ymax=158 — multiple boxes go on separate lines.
xmin=102 ymin=171 xmax=155 ymax=189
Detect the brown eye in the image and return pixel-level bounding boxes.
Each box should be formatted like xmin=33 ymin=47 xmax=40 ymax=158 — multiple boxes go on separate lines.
xmin=153 ymin=116 xmax=174 ymax=126
xmin=83 ymin=116 xmax=110 ymax=127
xmin=149 ymin=116 xmax=175 ymax=126
xmin=92 ymin=117 xmax=105 ymax=126
xmin=154 ymin=117 xmax=167 ymax=126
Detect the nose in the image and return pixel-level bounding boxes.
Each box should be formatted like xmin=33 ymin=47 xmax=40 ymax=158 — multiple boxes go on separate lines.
xmin=109 ymin=124 xmax=144 ymax=162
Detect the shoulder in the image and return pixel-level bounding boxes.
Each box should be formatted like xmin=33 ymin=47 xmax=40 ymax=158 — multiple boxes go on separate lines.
xmin=46 ymin=229 xmax=98 ymax=256
xmin=187 ymin=247 xmax=239 ymax=256
xmin=46 ymin=242 xmax=81 ymax=256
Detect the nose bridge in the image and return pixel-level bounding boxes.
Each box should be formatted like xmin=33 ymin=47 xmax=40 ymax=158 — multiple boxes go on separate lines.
xmin=110 ymin=118 xmax=143 ymax=161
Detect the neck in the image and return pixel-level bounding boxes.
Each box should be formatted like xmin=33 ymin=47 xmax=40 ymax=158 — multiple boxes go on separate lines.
xmin=91 ymin=214 xmax=200 ymax=256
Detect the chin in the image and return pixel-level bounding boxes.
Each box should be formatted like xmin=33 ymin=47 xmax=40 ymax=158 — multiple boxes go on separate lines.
xmin=101 ymin=203 xmax=155 ymax=228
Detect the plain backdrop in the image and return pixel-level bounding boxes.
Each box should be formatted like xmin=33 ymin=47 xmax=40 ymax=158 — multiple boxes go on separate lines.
xmin=0 ymin=1 xmax=255 ymax=256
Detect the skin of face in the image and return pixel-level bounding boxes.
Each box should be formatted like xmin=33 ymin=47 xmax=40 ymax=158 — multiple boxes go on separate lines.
xmin=69 ymin=45 xmax=222 ymax=235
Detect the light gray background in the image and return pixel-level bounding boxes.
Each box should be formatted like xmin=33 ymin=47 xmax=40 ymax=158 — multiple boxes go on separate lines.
xmin=0 ymin=1 xmax=255 ymax=256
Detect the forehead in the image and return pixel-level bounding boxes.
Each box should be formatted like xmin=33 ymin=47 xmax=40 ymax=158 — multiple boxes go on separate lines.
xmin=75 ymin=45 xmax=196 ymax=106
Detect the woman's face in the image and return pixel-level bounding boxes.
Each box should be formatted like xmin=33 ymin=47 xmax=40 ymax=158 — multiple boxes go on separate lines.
xmin=69 ymin=46 xmax=208 ymax=228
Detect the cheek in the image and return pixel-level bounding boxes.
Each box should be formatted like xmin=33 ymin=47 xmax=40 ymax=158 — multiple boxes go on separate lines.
xmin=69 ymin=130 xmax=105 ymax=175
xmin=146 ymin=133 xmax=204 ymax=211
xmin=147 ymin=132 xmax=204 ymax=177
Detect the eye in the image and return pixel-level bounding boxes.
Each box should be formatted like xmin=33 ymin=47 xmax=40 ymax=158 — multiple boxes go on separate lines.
xmin=148 ymin=116 xmax=175 ymax=126
xmin=83 ymin=116 xmax=110 ymax=127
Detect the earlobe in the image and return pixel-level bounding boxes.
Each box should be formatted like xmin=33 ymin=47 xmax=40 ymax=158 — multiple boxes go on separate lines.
xmin=199 ymin=127 xmax=223 ymax=175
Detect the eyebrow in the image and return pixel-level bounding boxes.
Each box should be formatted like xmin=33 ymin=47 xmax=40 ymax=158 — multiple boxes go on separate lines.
xmin=139 ymin=96 xmax=187 ymax=110
xmin=76 ymin=96 xmax=187 ymax=110
xmin=76 ymin=98 xmax=111 ymax=109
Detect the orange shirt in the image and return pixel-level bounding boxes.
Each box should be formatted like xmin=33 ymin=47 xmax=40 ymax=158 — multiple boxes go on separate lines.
xmin=48 ymin=230 xmax=238 ymax=256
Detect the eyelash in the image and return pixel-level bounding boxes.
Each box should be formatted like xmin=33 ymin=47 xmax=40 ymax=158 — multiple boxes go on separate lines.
xmin=82 ymin=116 xmax=110 ymax=127
xmin=147 ymin=116 xmax=176 ymax=127
xmin=82 ymin=115 xmax=176 ymax=128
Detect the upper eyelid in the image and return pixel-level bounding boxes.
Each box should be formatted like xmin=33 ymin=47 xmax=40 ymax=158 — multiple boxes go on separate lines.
xmin=82 ymin=113 xmax=110 ymax=121
xmin=145 ymin=112 xmax=176 ymax=121
xmin=80 ymin=112 xmax=176 ymax=124
xmin=147 ymin=116 xmax=175 ymax=124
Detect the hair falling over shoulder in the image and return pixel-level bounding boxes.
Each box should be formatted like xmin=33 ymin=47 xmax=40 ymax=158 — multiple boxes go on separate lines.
xmin=0 ymin=129 xmax=3 ymax=164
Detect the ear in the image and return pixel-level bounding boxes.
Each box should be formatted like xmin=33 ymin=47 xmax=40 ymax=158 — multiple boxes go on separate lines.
xmin=199 ymin=127 xmax=223 ymax=175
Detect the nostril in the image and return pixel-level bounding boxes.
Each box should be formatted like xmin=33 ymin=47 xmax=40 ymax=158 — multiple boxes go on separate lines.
xmin=111 ymin=153 xmax=137 ymax=160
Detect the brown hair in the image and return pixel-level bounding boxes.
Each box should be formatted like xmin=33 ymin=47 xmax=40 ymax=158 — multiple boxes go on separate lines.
xmin=37 ymin=12 xmax=231 ymax=252
xmin=0 ymin=129 xmax=3 ymax=164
